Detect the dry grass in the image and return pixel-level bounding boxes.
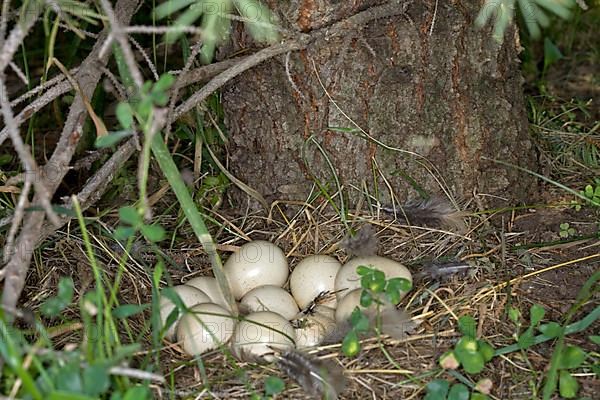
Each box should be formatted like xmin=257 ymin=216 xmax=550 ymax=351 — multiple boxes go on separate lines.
xmin=22 ymin=186 xmax=599 ymax=399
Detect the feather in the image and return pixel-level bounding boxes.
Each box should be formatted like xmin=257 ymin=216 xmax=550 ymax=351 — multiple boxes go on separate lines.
xmin=339 ymin=224 xmax=379 ymax=257
xmin=381 ymin=196 xmax=466 ymax=231
xmin=377 ymin=308 xmax=416 ymax=340
xmin=275 ymin=350 xmax=346 ymax=400
xmin=322 ymin=307 xmax=415 ymax=344
xmin=414 ymin=261 xmax=474 ymax=280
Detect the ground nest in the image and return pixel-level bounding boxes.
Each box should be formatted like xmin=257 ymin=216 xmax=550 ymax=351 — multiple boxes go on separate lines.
xmin=22 ymin=191 xmax=599 ymax=399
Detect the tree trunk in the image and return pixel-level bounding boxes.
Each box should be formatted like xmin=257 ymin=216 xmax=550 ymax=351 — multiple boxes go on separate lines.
xmin=221 ymin=1 xmax=537 ymax=209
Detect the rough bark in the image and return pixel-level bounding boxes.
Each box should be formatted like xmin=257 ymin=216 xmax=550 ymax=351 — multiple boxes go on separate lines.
xmin=221 ymin=1 xmax=537 ymax=209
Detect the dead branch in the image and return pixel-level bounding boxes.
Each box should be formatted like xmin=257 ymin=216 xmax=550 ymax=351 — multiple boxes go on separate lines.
xmin=0 ymin=0 xmax=141 ymax=321
xmin=36 ymin=137 xmax=138 ymax=245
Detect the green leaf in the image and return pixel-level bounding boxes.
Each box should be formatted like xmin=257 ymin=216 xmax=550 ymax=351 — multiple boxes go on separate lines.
xmin=458 ymin=315 xmax=477 ymax=338
xmin=82 ymin=363 xmax=110 ymax=397
xmin=153 ymin=73 xmax=175 ymax=93
xmin=264 ymin=376 xmax=285 ymax=396
xmin=369 ymin=275 xmax=385 ymax=293
xmin=116 ymin=102 xmax=134 ymax=129
xmin=589 ymin=335 xmax=600 ymax=345
xmin=559 ymin=370 xmax=579 ymax=398
xmin=123 ymin=386 xmax=150 ymax=400
xmin=54 ymin=360 xmax=83 ymax=392
xmin=385 ymin=284 xmax=401 ymax=305
xmin=94 ymin=130 xmax=132 ymax=148
xmin=539 ymin=322 xmax=563 ymax=338
xmin=558 ymin=345 xmax=586 ymax=369
xmin=153 ymin=0 xmax=197 ymax=19
xmin=518 ymin=327 xmax=535 ymax=349
xmin=112 ymin=343 xmax=142 ymax=363
xmin=455 ymin=337 xmax=485 ymax=374
xmin=458 ymin=351 xmax=485 ymax=374
xmin=359 ymin=290 xmax=373 ymax=307
xmin=360 ymin=268 xmax=386 ymax=293
xmin=470 ymin=394 xmax=490 ymax=400
xmin=41 ymin=277 xmax=74 ymax=317
xmin=478 ymin=340 xmax=495 ymax=362
xmin=508 ymin=307 xmax=521 ymax=324
xmin=356 ymin=265 xmax=371 ymax=276
xmin=137 ymin=97 xmax=153 ymax=121
xmin=199 ymin=7 xmax=231 ymax=63
xmin=0 ymin=154 xmax=13 ymax=165
xmin=119 ymin=206 xmax=142 ymax=226
xmin=140 ymin=224 xmax=166 ymax=242
xmin=349 ymin=307 xmax=369 ymax=333
xmin=448 ymin=383 xmax=470 ymax=400
xmin=113 ymin=304 xmax=149 ymax=319
xmin=342 ymin=329 xmax=360 ymax=357
xmin=543 ymin=37 xmax=563 ymax=73
xmin=235 ymin=0 xmax=280 ymax=44
xmin=165 ymin=1 xmax=206 ymax=44
xmin=48 ymin=392 xmax=97 ymax=400
xmin=150 ymin=90 xmax=169 ymax=107
xmin=386 ymin=277 xmax=412 ymax=304
xmin=424 ymin=379 xmax=450 ymax=400
xmin=113 ymin=226 xmax=136 ymax=241
xmin=529 ymin=304 xmax=545 ymax=326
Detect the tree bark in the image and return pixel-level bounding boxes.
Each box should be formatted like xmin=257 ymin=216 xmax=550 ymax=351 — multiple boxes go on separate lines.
xmin=221 ymin=1 xmax=537 ymax=209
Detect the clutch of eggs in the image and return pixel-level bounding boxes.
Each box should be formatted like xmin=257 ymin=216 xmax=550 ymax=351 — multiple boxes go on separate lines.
xmin=158 ymin=241 xmax=412 ymax=357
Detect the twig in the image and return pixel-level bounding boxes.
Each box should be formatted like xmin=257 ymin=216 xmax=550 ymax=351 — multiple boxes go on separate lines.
xmin=129 ymin=35 xmax=158 ymax=80
xmin=2 ymin=176 xmax=31 ymax=264
xmin=0 ymin=79 xmax=73 ymax=147
xmin=0 ymin=77 xmax=60 ymax=226
xmin=108 ymin=366 xmax=165 ymax=383
xmin=0 ymin=0 xmax=10 ymax=49
xmin=165 ymin=37 xmax=204 ymax=136
xmin=0 ymin=1 xmax=41 ymax=73
xmin=36 ymin=138 xmax=137 ymax=245
xmin=99 ymin=0 xmax=143 ymax=88
xmin=0 ymin=0 xmax=141 ymax=323
xmin=9 ymin=61 xmax=28 ymax=85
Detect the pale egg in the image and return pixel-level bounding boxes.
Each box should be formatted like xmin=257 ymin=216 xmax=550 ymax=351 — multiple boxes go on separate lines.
xmin=224 ymin=241 xmax=289 ymax=299
xmin=334 ymin=288 xmax=396 ymax=324
xmin=177 ymin=303 xmax=236 ymax=356
xmin=185 ymin=276 xmax=230 ymax=310
xmin=334 ymin=256 xmax=412 ymax=300
xmin=240 ymin=285 xmax=299 ymax=320
xmin=290 ymin=255 xmax=341 ymax=309
xmin=230 ymin=311 xmax=296 ymax=362
xmin=159 ymin=285 xmax=211 ymax=340
xmin=293 ymin=312 xmax=337 ymax=349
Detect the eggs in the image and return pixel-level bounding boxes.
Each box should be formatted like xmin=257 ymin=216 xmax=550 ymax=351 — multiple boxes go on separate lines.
xmin=334 ymin=288 xmax=396 ymax=324
xmin=177 ymin=303 xmax=235 ymax=355
xmin=293 ymin=312 xmax=337 ymax=349
xmin=334 ymin=256 xmax=412 ymax=301
xmin=185 ymin=276 xmax=230 ymax=311
xmin=161 ymin=239 xmax=413 ymax=360
xmin=240 ymin=285 xmax=299 ymax=320
xmin=224 ymin=241 xmax=289 ymax=299
xmin=159 ymin=285 xmax=211 ymax=340
xmin=290 ymin=255 xmax=341 ymax=309
xmin=230 ymin=311 xmax=296 ymax=362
